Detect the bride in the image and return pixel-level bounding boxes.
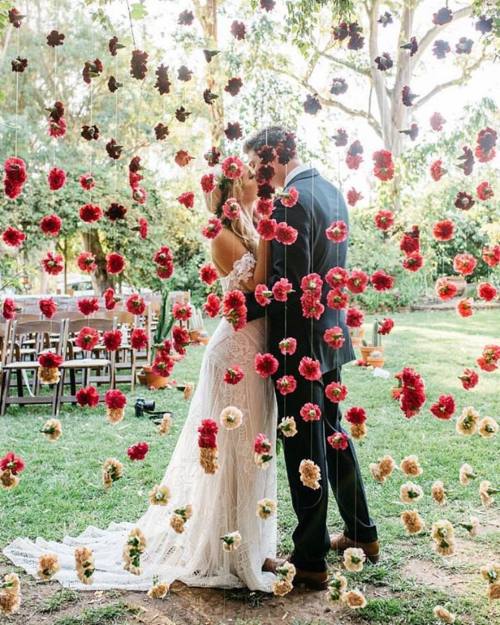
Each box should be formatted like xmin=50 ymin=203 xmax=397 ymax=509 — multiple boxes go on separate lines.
xmin=4 ymin=164 xmax=279 ymax=593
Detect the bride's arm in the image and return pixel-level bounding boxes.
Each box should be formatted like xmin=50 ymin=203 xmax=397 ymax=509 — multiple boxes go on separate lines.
xmin=244 ymin=237 xmax=270 ymax=290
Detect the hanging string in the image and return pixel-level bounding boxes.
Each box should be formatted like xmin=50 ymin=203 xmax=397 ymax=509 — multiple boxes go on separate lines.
xmin=14 ymin=23 xmax=20 ymax=157
xmin=125 ymin=0 xmax=137 ymax=48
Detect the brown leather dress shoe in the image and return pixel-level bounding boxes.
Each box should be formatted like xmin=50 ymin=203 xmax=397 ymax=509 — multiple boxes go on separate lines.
xmin=330 ymin=533 xmax=380 ymax=564
xmin=262 ymin=557 xmax=329 ymax=590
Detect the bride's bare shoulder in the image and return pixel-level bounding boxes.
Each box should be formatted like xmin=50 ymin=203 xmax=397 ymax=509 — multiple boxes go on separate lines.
xmin=211 ymin=229 xmax=248 ymax=275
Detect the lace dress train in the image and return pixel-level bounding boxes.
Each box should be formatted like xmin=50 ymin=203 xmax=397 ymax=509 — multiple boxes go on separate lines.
xmin=4 ymin=252 xmax=278 ymax=592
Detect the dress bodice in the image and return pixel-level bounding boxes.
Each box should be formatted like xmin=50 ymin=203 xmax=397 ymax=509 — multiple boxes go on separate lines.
xmin=219 ymin=251 xmax=256 ymax=293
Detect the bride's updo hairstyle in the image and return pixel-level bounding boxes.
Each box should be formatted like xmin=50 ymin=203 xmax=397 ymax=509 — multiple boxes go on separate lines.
xmin=205 ymin=168 xmax=258 ymax=257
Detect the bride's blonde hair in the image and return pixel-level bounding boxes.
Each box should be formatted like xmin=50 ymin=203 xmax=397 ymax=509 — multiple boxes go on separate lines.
xmin=204 ymin=171 xmax=258 ymax=256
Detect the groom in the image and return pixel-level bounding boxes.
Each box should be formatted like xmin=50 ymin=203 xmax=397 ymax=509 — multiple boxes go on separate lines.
xmin=244 ymin=126 xmax=378 ymax=589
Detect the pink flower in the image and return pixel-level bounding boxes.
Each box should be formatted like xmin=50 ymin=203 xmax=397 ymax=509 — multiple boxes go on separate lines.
xmin=327 ymin=432 xmax=349 ymax=450
xmin=325 ymin=220 xmax=348 ymax=243
xmin=325 ymin=266 xmax=349 ymax=289
xmin=204 ymin=293 xmax=221 ymax=317
xmin=254 ymin=352 xmax=279 ymax=378
xmin=276 ymin=375 xmax=297 ymax=395
xmin=298 ymin=356 xmax=322 ymax=381
xmin=346 ymin=269 xmax=368 ymax=294
xmin=326 ymin=289 xmax=349 ymax=310
xmin=275 ymin=222 xmax=298 ymax=245
xmin=255 ymin=198 xmax=274 ymax=217
xmin=172 ymin=302 xmax=192 ymax=321
xmin=221 ymin=156 xmax=244 ymax=179
xmin=280 ymin=186 xmax=299 ymax=208
xmin=433 ymin=219 xmax=455 ymax=241
xmin=325 ymin=382 xmax=348 ymax=403
xmin=254 ymin=433 xmax=271 ymax=455
xmin=255 ymin=284 xmax=272 ymax=306
xmin=177 ymin=191 xmax=195 ymax=208
xmin=301 ymin=273 xmax=323 ymax=297
xmin=224 ymin=366 xmax=244 ymax=385
xmin=278 ymin=337 xmax=297 ymax=355
xmin=300 ymin=403 xmax=321 ymax=422
xmin=222 ymin=197 xmax=241 ymax=220
xmin=346 ymin=307 xmax=364 ymax=328
xmin=202 ymin=216 xmax=222 ymax=239
xmin=257 ymin=217 xmax=278 ymax=241
xmin=301 ymin=292 xmax=325 ymax=319
xmin=323 ymin=326 xmax=345 ymax=349
xmin=272 ymin=278 xmax=293 ymax=302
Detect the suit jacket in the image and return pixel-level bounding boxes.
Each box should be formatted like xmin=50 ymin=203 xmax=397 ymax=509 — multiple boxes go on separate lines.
xmin=246 ymin=168 xmax=356 ymax=377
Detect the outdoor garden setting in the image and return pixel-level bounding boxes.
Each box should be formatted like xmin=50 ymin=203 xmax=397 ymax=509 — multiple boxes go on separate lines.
xmin=0 ymin=1 xmax=498 ymax=624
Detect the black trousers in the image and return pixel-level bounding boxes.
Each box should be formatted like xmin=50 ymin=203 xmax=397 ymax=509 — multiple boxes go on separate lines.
xmin=276 ymin=367 xmax=378 ymax=572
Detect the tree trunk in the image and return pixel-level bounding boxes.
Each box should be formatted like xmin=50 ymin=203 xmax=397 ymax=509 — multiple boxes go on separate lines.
xmin=81 ymin=230 xmax=113 ymax=294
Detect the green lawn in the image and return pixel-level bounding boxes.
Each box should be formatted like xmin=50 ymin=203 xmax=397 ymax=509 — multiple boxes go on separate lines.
xmin=0 ymin=310 xmax=499 ymax=625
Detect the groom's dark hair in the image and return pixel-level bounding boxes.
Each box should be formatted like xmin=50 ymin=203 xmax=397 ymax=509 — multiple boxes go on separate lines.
xmin=243 ymin=126 xmax=292 ymax=153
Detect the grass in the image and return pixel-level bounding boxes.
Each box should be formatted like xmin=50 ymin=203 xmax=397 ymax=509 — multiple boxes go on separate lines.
xmin=0 ymin=309 xmax=499 ymax=625
xmin=51 ymin=602 xmax=138 ymax=625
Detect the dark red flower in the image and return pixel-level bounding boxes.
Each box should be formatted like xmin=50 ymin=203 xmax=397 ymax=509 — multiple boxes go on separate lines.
xmin=199 ymin=263 xmax=218 ymax=285
xmin=106 ymin=252 xmax=125 ymax=275
xmin=130 ymin=328 xmax=148 ymax=350
xmin=77 ymin=252 xmax=97 ymax=273
xmin=4 ymin=156 xmax=27 ymax=184
xmin=78 ymin=297 xmax=99 ymax=316
xmin=298 ymin=356 xmax=322 ymax=381
xmin=397 ymin=367 xmax=426 ymax=418
xmin=47 ymin=30 xmax=64 ymax=47
xmin=39 ymin=298 xmax=57 ymax=319
xmin=378 ymin=318 xmax=394 ymax=335
xmin=432 ymin=219 xmax=454 ymax=241
xmin=204 ymin=293 xmax=221 ymax=318
xmin=231 ymin=20 xmax=246 ymax=39
xmin=81 ymin=124 xmax=99 ymax=141
xmin=79 ymin=174 xmax=95 ymax=191
xmin=459 ymin=368 xmax=479 ymax=390
xmin=105 ymin=389 xmax=126 ymax=409
xmin=304 ymin=94 xmax=322 ymax=115
xmin=138 ymin=217 xmax=148 ymax=239
xmin=400 ymin=226 xmax=420 ymax=255
xmin=477 ymin=282 xmax=497 ymax=302
xmin=108 ymin=36 xmax=122 ymax=56
xmin=126 ymin=294 xmax=146 ymax=316
xmin=127 ymin=441 xmax=149 ymax=461
xmin=347 ymin=187 xmax=362 ymax=206
xmin=11 ymin=56 xmax=28 ymax=72
xmin=155 ymin=123 xmax=169 ymax=140
xmin=48 ymin=167 xmax=66 ymax=191
xmin=475 ymin=127 xmax=497 ymax=163
xmin=260 ymin=0 xmax=275 ymax=10
xmin=345 ymin=406 xmax=367 ymax=425
xmin=326 ymin=289 xmax=349 ymax=310
xmin=2 ymin=298 xmax=19 ymax=320
xmin=178 ymin=191 xmax=195 ymax=209
xmin=75 ymin=327 xmax=99 ymax=351
xmin=178 ymin=10 xmax=194 ymax=25
xmin=130 ymin=49 xmax=148 ymax=79
xmin=82 ymin=58 xmax=103 ymax=84
xmin=257 ymin=217 xmax=278 ymax=241
xmin=372 ymin=149 xmax=394 ymax=181
xmin=76 ymin=385 xmax=100 ymax=407
xmin=8 ymin=8 xmax=24 ymax=28
xmin=198 ymin=420 xmax=218 ymax=449
xmin=38 ymin=351 xmax=63 ymax=368
xmin=104 ymin=287 xmax=119 ymax=310
xmin=79 ymin=203 xmax=102 ymax=223
xmin=2 ymin=226 xmax=25 ymax=247
xmin=402 ymin=85 xmax=418 ymax=106
xmin=402 ymin=251 xmax=424 ymax=272
xmin=225 ymin=77 xmax=243 ymax=96
xmin=430 ymin=394 xmax=455 ymax=420
xmin=224 ymin=122 xmax=242 ymax=141
xmin=477 ymin=181 xmax=494 ymax=201
xmin=105 ymin=203 xmax=127 ymax=221
xmin=255 ymin=352 xmax=279 ymax=378
xmin=455 ymin=191 xmax=474 ymax=210
xmin=0 ymin=451 xmax=25 ymax=474
xmin=40 ymin=213 xmax=62 ymax=237
xmin=106 ymin=138 xmax=122 ymax=160
xmin=374 ymin=209 xmax=394 ymax=231
xmin=103 ymin=329 xmax=122 ymax=351
xmin=346 ymin=307 xmax=364 ymax=328
xmin=41 ymin=251 xmax=64 ymax=275
xmin=457 ymin=146 xmax=474 ymax=176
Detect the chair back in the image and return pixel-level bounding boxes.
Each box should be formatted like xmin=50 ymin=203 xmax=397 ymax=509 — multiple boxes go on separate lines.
xmin=66 ymin=317 xmax=116 ymax=334
xmin=7 ymin=318 xmax=66 ymax=363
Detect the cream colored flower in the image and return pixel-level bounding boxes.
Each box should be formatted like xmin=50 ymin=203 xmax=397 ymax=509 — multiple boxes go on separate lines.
xmin=183 ymin=383 xmax=194 ymax=400
xmin=0 ymin=572 xmax=21 ymax=615
xmin=272 ymin=579 xmax=293 ymax=596
xmin=370 ymin=454 xmax=396 ymax=484
xmin=299 ymin=459 xmax=321 ymax=490
xmin=106 ymin=407 xmax=124 ymax=424
xmin=276 ymin=561 xmax=296 ymax=583
xmin=170 ymin=505 xmax=193 ymax=534
xmin=278 ymin=416 xmax=298 ymax=437
xmin=460 ymin=516 xmax=479 ymax=537
xmin=400 ymin=510 xmax=425 ymax=535
xmin=200 ymin=447 xmax=219 ymax=474
xmin=0 ymin=470 xmax=19 ymax=490
xmin=488 ymin=582 xmax=500 ymax=600
xmin=158 ymin=412 xmax=172 ymax=435
xmin=479 ymin=480 xmax=496 ymax=507
xmin=350 ymin=422 xmax=367 ymax=440
xmin=341 ymin=589 xmax=367 ymax=609
xmin=480 ymin=562 xmax=499 ymax=584
xmin=256 ymin=498 xmax=277 ymax=520
xmin=455 ymin=406 xmax=479 ymax=436
xmin=343 ymin=547 xmax=366 ymax=572
xmin=328 ymin=572 xmax=348 ymax=602
xmin=102 ymin=458 xmax=123 ymax=489
xmin=221 ymin=531 xmax=242 ymax=552
xmin=219 ymin=406 xmax=243 ymax=430
xmin=433 ymin=605 xmax=456 ymax=623
xmin=123 ymin=527 xmax=147 ymax=575
xmin=39 ymin=366 xmax=60 ymax=385
xmin=148 ymin=484 xmax=171 ymax=506
xmin=459 ymin=463 xmax=476 ymax=486
xmin=478 ymin=416 xmax=498 ymax=439
xmin=41 ymin=418 xmax=62 ymax=441
xmin=400 ymin=481 xmax=423 ymax=504
xmin=37 ymin=553 xmax=60 ymax=580
xmin=431 ymin=480 xmax=447 ymax=505
xmin=431 ymin=520 xmax=455 ymax=557
xmin=74 ymin=546 xmax=95 ymax=585
xmin=147 ymin=581 xmax=170 ymax=599
xmin=400 ymin=455 xmax=423 ymax=477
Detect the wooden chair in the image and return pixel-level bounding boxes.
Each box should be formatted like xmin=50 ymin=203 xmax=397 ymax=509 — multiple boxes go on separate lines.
xmin=0 ymin=319 xmax=66 ymax=416
xmin=53 ymin=317 xmax=117 ymax=416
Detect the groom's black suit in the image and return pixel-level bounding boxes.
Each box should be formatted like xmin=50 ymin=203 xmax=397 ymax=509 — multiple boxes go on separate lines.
xmin=246 ymin=168 xmax=377 ymax=572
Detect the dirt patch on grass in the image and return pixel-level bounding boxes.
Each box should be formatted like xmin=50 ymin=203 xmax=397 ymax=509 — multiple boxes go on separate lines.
xmin=402 ymin=558 xmax=470 ymax=595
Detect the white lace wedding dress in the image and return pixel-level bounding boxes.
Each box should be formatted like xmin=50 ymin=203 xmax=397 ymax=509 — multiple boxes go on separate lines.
xmin=4 ymin=252 xmax=278 ymax=592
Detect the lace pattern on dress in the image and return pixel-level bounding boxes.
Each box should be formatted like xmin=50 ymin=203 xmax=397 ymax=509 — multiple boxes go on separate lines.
xmin=220 ymin=251 xmax=256 ymax=293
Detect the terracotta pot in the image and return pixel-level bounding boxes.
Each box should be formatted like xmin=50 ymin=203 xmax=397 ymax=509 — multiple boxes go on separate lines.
xmin=367 ymin=349 xmax=385 ymax=368
xmin=139 ymin=365 xmax=169 ymax=390
xmin=360 ymin=345 xmax=384 ymax=363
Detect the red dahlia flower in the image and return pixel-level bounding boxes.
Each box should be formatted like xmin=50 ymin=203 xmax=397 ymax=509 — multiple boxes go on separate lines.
xmin=301 ymin=292 xmax=325 ymax=319
xmin=78 ymin=297 xmax=99 ymax=316
xmin=280 ymin=187 xmax=299 ymax=208
xmin=40 ymin=214 xmax=62 ymax=236
xmin=38 ymin=351 xmax=63 ymax=368
xmin=400 ymin=227 xmax=420 ymax=255
xmin=48 ymin=167 xmax=66 ymax=191
xmin=105 ymin=389 xmax=127 ymax=409
xmin=223 ymin=198 xmax=241 ymax=220
xmin=2 ymin=298 xmax=19 ymax=320
xmin=79 ymin=174 xmax=95 ymax=191
xmin=430 ymin=394 xmax=455 ymax=420
xmin=255 ymin=284 xmax=272 ymax=306
xmin=39 ymin=298 xmax=57 ymax=319
xmin=76 ymin=385 xmax=100 ymax=407
xmin=77 ymin=251 xmax=97 ymax=273
xmin=103 ymin=329 xmax=122 ymax=351
xmin=482 ymin=244 xmax=500 ymax=268
xmin=199 ymin=263 xmax=218 ymax=285
xmin=126 ymin=294 xmax=146 ymax=316
xmin=104 ymin=287 xmax=119 ymax=311
xmin=378 ymin=318 xmax=394 ymax=335
xmin=130 ymin=328 xmax=148 ymax=350
xmin=347 ymin=187 xmax=362 ymax=206
xmin=301 ymin=273 xmax=323 ymax=297
xmin=257 ymin=217 xmax=278 ymax=241
xmin=255 ymin=198 xmax=274 ymax=218
xmin=198 ymin=419 xmax=218 ymax=449
xmin=127 ymin=441 xmax=149 ymax=461
xmin=398 ymin=367 xmax=426 ymax=418
xmin=346 ymin=307 xmax=364 ymax=328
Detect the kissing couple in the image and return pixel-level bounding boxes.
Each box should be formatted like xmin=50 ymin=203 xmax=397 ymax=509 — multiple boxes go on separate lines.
xmin=5 ymin=126 xmax=378 ymax=594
